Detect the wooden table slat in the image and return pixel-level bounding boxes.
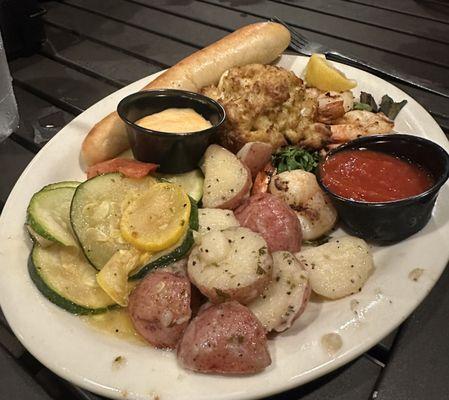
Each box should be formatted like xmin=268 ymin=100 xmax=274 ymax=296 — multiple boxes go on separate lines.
xmin=344 ymin=0 xmax=449 ymax=25
xmin=376 ymin=331 xmax=398 ymax=354
xmin=268 ymin=356 xmax=381 ymax=400
xmin=13 ymin=85 xmax=75 ymax=152
xmin=10 ymin=54 xmax=116 ymax=114
xmin=0 ymin=139 xmax=35 ymax=204
xmin=0 ymin=323 xmax=26 ymax=359
xmin=203 ymin=0 xmax=449 ymax=69
xmin=43 ymin=2 xmax=198 ymax=68
xmin=142 ymin=0 xmax=449 ymax=97
xmin=42 ymin=25 xmax=161 ymax=87
xmin=68 ymin=386 xmax=105 ymax=400
xmin=374 ymin=266 xmax=449 ymax=400
xmin=272 ymin=0 xmax=449 ymax=45
xmin=0 ymin=309 xmax=9 ymax=329
xmin=0 ymin=346 xmax=53 ymax=400
xmin=135 ymin=0 xmax=258 ymax=31
xmin=65 ymin=0 xmax=228 ymax=49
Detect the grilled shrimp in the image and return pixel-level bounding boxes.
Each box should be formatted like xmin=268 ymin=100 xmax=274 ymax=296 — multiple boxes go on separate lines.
xmin=330 ymin=110 xmax=394 ymax=143
xmin=306 ymin=88 xmax=354 ymax=124
xmin=268 ymin=170 xmax=337 ymax=240
xmin=299 ymin=122 xmax=331 ymax=149
xmin=251 ymin=162 xmax=276 ymax=195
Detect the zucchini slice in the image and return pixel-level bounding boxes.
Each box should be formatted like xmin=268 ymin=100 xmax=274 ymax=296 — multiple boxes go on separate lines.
xmin=27 ymin=187 xmax=77 ymax=247
xmin=42 ymin=181 xmax=81 ymax=191
xmin=26 ymin=225 xmax=54 ymax=248
xmin=70 ymin=173 xmax=157 ymax=270
xmin=129 ymin=230 xmax=194 ymax=280
xmin=156 ymin=169 xmax=204 ymax=202
xmin=129 ymin=199 xmax=198 ymax=280
xmin=29 ymin=244 xmax=116 ymax=314
xmin=189 ymin=196 xmax=199 ymax=231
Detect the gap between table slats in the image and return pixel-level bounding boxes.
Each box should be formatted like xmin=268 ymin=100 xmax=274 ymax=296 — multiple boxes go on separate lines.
xmin=341 ymin=0 xmax=449 ymax=25
xmin=42 ymin=25 xmax=161 ymax=87
xmin=62 ymin=0 xmax=228 ymax=49
xmin=271 ymin=0 xmax=449 ymax=45
xmin=201 ymin=0 xmax=449 ymax=69
xmin=131 ymin=0 xmax=449 ymax=94
xmin=43 ymin=2 xmax=195 ymax=68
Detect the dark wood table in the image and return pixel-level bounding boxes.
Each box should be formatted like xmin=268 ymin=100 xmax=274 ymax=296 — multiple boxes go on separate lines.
xmin=1 ymin=1 xmax=449 ymax=399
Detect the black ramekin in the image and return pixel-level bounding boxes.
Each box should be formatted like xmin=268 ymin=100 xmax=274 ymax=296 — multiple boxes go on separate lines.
xmin=316 ymin=134 xmax=449 ymax=244
xmin=117 ymin=89 xmax=226 ymax=173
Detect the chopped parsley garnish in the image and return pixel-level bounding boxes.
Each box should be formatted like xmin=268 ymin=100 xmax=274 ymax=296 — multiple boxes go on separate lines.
xmin=272 ymin=146 xmax=320 ymax=174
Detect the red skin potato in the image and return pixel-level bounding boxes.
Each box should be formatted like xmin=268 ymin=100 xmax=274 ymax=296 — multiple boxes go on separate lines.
xmin=188 ymin=270 xmax=271 ymax=305
xmin=234 ymin=193 xmax=302 ymax=253
xmin=214 ymin=163 xmax=253 ymax=210
xmin=87 ymin=158 xmax=158 ymax=179
xmin=201 ymin=144 xmax=253 ymax=210
xmin=129 ymin=271 xmax=191 ymax=349
xmin=187 ymin=228 xmax=273 ymax=305
xmin=177 ymin=301 xmax=271 ymax=374
xmin=237 ymin=142 xmax=273 ymax=179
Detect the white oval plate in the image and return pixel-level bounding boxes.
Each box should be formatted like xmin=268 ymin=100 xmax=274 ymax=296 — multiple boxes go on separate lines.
xmin=0 ymin=55 xmax=448 ymax=400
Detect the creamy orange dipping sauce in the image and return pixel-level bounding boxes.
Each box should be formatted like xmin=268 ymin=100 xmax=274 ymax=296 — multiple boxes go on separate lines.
xmin=135 ymin=108 xmax=212 ymax=134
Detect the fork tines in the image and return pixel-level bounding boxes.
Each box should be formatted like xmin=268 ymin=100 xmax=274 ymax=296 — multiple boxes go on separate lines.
xmin=271 ymin=17 xmax=308 ymax=52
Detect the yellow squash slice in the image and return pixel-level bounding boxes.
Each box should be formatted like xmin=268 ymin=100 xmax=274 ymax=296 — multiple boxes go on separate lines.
xmin=120 ymin=182 xmax=191 ymax=252
xmin=305 ymin=53 xmax=357 ymax=92
xmin=96 ymin=250 xmax=140 ymax=306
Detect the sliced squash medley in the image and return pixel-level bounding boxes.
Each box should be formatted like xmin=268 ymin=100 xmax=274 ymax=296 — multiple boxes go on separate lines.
xmin=305 ymin=53 xmax=357 ymax=92
xmin=156 ymin=169 xmax=204 ymax=202
xmin=27 ymin=187 xmax=77 ymax=247
xmin=28 ymin=177 xmax=198 ymax=315
xmin=120 ymin=182 xmax=191 ymax=252
xmin=29 ymin=244 xmax=116 ymax=314
xmin=70 ymin=173 xmax=157 ymax=270
xmin=96 ymin=249 xmax=140 ymax=307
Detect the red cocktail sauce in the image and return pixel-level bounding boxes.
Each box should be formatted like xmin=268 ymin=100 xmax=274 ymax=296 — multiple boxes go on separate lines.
xmin=320 ymin=149 xmax=434 ymax=202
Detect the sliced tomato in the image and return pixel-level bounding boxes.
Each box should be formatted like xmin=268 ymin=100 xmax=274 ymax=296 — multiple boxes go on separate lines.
xmin=87 ymin=158 xmax=158 ymax=179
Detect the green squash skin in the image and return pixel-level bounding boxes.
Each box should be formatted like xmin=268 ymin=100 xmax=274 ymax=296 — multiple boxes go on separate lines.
xmin=28 ymin=246 xmax=118 ymax=315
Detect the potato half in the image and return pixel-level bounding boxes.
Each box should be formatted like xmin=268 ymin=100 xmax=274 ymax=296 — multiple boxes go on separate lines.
xmin=197 ymin=208 xmax=239 ymax=236
xmin=188 ymin=227 xmax=273 ymax=304
xmin=201 ymin=144 xmax=252 ymax=209
xmin=296 ymin=236 xmax=374 ymax=299
xmin=249 ymin=251 xmax=310 ymax=332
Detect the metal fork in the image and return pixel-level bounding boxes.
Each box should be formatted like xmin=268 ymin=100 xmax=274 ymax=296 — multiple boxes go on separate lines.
xmin=272 ymin=17 xmax=449 ymax=99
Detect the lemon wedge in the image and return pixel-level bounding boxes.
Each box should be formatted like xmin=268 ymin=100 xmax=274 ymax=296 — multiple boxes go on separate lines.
xmin=305 ymin=53 xmax=357 ymax=92
xmin=120 ymin=182 xmax=191 ymax=252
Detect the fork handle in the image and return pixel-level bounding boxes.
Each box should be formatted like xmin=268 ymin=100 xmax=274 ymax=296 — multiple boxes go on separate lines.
xmin=326 ymin=51 xmax=449 ymax=100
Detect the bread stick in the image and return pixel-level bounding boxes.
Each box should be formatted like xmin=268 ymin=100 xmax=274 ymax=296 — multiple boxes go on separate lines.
xmin=81 ymin=22 xmax=290 ymax=167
